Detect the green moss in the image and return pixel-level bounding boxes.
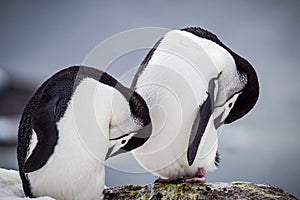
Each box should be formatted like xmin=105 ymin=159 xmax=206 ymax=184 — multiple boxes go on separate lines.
xmin=140 ymin=196 xmax=149 ymax=200
xmin=129 ymin=191 xmax=136 ymax=197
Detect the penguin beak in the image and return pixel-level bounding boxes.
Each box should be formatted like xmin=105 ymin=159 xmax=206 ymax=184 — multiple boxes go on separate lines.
xmin=105 ymin=145 xmax=115 ymax=160
xmin=105 ymin=144 xmax=126 ymax=160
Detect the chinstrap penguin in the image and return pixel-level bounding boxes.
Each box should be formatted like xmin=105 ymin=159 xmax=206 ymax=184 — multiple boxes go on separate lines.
xmin=17 ymin=66 xmax=152 ymax=199
xmin=131 ymin=27 xmax=259 ymax=182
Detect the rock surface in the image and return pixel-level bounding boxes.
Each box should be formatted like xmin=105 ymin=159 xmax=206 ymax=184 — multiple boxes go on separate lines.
xmin=103 ymin=182 xmax=297 ymax=200
xmin=0 ymin=169 xmax=297 ymax=199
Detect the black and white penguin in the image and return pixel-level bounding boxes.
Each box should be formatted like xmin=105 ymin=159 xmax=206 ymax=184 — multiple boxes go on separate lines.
xmin=131 ymin=27 xmax=259 ymax=182
xmin=17 ymin=66 xmax=152 ymax=199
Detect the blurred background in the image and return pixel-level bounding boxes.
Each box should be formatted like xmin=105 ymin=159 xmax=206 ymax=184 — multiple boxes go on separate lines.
xmin=0 ymin=0 xmax=299 ymax=198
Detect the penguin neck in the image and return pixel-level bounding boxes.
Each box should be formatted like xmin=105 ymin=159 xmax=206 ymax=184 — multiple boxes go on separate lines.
xmin=70 ymin=77 xmax=142 ymax=149
xmin=55 ymin=77 xmax=115 ymax=161
xmin=109 ymin=89 xmax=141 ymax=140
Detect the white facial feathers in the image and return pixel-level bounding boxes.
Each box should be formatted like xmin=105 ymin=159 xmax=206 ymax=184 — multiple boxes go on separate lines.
xmin=109 ymin=89 xmax=142 ymax=140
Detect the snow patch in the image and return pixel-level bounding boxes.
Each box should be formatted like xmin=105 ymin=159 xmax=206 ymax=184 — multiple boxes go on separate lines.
xmin=0 ymin=168 xmax=54 ymax=200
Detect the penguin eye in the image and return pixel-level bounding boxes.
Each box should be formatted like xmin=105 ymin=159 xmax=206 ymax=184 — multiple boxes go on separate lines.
xmin=121 ymin=140 xmax=126 ymax=144
xmin=228 ymin=103 xmax=233 ymax=108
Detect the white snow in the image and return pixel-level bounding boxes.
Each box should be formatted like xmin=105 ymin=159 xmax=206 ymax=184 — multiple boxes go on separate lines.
xmin=0 ymin=168 xmax=54 ymax=200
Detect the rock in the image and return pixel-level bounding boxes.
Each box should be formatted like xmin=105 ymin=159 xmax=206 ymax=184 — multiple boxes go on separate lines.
xmin=103 ymin=182 xmax=297 ymax=200
xmin=0 ymin=168 xmax=296 ymax=199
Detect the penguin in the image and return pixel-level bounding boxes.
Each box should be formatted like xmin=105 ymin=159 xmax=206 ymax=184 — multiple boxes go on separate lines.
xmin=17 ymin=66 xmax=152 ymax=199
xmin=131 ymin=27 xmax=259 ymax=182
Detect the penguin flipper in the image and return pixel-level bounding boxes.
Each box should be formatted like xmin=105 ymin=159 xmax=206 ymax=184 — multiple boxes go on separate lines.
xmin=23 ymin=96 xmax=60 ymax=173
xmin=187 ymin=93 xmax=212 ymax=166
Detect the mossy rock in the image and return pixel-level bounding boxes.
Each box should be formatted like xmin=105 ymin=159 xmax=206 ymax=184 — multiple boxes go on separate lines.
xmin=103 ymin=182 xmax=297 ymax=200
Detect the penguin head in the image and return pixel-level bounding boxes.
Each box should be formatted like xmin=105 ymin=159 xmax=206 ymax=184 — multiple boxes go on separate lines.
xmin=224 ymin=55 xmax=259 ymax=124
xmin=211 ymin=52 xmax=259 ymax=125
xmin=106 ymin=89 xmax=152 ymax=159
xmin=181 ymin=27 xmax=259 ymax=125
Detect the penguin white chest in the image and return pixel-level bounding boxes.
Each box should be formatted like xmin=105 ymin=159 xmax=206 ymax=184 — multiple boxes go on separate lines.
xmin=133 ymin=65 xmax=218 ymax=179
xmin=131 ymin=28 xmax=259 ymax=181
xmin=132 ymin=30 xmax=235 ymax=179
